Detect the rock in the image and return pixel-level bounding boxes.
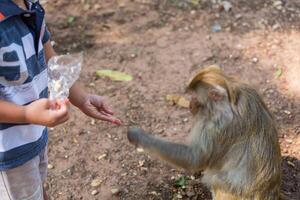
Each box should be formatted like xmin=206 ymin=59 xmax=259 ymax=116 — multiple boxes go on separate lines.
xmin=235 ymin=14 xmax=242 ymax=19
xmin=137 ymin=148 xmax=144 ymax=153
xmin=91 ymin=190 xmax=99 ymax=195
xmin=111 ymin=188 xmax=120 ymax=195
xmin=221 ymin=1 xmax=232 ymax=12
xmin=252 ymin=57 xmax=259 ymax=63
xmin=91 ymin=179 xmax=102 ymax=187
xmin=212 ymin=24 xmax=222 ymax=33
xmin=98 ymin=153 xmax=107 ymax=160
xmin=177 ymin=194 xmax=183 ymax=199
xmin=284 ymin=110 xmax=291 ymax=115
xmin=190 ymin=10 xmax=196 ymax=15
xmin=47 ymin=164 xmax=54 ymax=169
xmin=273 ymin=0 xmax=283 ymax=10
xmin=285 ymin=139 xmax=293 ymax=144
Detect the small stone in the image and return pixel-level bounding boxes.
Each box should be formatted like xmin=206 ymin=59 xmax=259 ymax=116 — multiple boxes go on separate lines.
xmin=285 ymin=139 xmax=293 ymax=144
xmin=183 ymin=118 xmax=189 ymax=123
xmin=177 ymin=194 xmax=183 ymax=199
xmin=273 ymin=1 xmax=283 ymax=7
xmin=150 ymin=191 xmax=158 ymax=196
xmin=222 ymin=1 xmax=232 ymax=12
xmin=190 ymin=10 xmax=196 ymax=15
xmin=47 ymin=164 xmax=54 ymax=169
xmin=235 ymin=14 xmax=242 ymax=19
xmin=272 ymin=23 xmax=280 ymax=30
xmin=212 ymin=24 xmax=222 ymax=33
xmin=130 ymin=53 xmax=137 ymax=58
xmin=252 ymin=57 xmax=259 ymax=63
xmin=111 ymin=188 xmax=120 ymax=195
xmin=94 ymin=4 xmax=102 ymax=10
xmin=137 ymin=148 xmax=144 ymax=153
xmin=287 ymin=161 xmax=295 ymax=168
xmin=98 ymin=153 xmax=107 ymax=160
xmin=284 ymin=110 xmax=291 ymax=115
xmin=91 ymin=190 xmax=99 ymax=195
xmin=138 ymin=160 xmax=145 ymax=167
xmin=91 ymin=179 xmax=102 ymax=187
xmin=90 ymin=119 xmax=95 ymax=125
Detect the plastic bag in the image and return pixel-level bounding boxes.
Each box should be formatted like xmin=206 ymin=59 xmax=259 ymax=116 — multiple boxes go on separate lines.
xmin=48 ymin=53 xmax=83 ymax=100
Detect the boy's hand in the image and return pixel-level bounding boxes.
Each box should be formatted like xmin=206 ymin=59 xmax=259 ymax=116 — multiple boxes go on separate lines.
xmin=25 ymin=98 xmax=70 ymax=127
xmin=78 ymin=94 xmax=122 ymax=125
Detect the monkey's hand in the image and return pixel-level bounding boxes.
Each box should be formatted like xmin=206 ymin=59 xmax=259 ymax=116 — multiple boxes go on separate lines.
xmin=127 ymin=127 xmax=147 ymax=147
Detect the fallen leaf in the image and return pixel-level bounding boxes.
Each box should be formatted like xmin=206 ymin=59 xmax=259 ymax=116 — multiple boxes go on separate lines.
xmin=274 ymin=68 xmax=282 ymax=78
xmin=166 ymin=94 xmax=190 ymax=108
xmin=67 ymin=16 xmax=75 ymax=24
xmin=177 ymin=97 xmax=190 ymax=108
xmin=175 ymin=176 xmax=187 ymax=188
xmin=96 ymin=70 xmax=133 ymax=81
xmin=91 ymin=179 xmax=102 ymax=187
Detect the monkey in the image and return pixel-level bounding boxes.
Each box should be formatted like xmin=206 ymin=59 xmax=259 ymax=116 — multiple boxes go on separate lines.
xmin=127 ymin=66 xmax=282 ymax=200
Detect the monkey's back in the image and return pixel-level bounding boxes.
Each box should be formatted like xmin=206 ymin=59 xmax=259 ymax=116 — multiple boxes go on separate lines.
xmin=202 ymin=85 xmax=281 ymax=199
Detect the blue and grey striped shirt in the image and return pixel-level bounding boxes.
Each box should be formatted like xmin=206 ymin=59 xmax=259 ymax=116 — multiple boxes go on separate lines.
xmin=0 ymin=0 xmax=50 ymax=169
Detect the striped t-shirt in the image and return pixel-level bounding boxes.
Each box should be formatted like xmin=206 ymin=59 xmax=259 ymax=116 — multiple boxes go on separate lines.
xmin=0 ymin=0 xmax=50 ymax=170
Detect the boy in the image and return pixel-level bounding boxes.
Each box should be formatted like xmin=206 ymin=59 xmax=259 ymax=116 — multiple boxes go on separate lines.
xmin=0 ymin=0 xmax=121 ymax=199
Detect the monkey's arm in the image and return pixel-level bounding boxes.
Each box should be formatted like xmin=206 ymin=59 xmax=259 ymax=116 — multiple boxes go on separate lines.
xmin=128 ymin=128 xmax=203 ymax=170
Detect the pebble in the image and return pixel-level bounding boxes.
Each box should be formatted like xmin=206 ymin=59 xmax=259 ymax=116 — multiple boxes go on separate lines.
xmin=177 ymin=194 xmax=183 ymax=199
xmin=252 ymin=57 xmax=259 ymax=63
xmin=285 ymin=139 xmax=293 ymax=144
xmin=98 ymin=153 xmax=107 ymax=160
xmin=47 ymin=164 xmax=54 ymax=169
xmin=212 ymin=24 xmax=222 ymax=33
xmin=91 ymin=179 xmax=102 ymax=187
xmin=137 ymin=148 xmax=144 ymax=153
xmin=91 ymin=190 xmax=99 ymax=195
xmin=284 ymin=110 xmax=291 ymax=115
xmin=111 ymin=188 xmax=120 ymax=195
xmin=222 ymin=1 xmax=232 ymax=12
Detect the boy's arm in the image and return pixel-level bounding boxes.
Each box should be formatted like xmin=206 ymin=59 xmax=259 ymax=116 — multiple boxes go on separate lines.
xmin=0 ymin=99 xmax=69 ymax=127
xmin=0 ymin=101 xmax=27 ymax=123
xmin=43 ymin=41 xmax=121 ymax=125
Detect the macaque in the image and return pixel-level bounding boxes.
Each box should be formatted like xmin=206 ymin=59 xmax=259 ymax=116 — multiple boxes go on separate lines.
xmin=127 ymin=66 xmax=282 ymax=200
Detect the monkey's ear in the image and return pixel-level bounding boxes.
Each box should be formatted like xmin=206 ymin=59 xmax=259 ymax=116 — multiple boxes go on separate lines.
xmin=208 ymin=87 xmax=226 ymax=101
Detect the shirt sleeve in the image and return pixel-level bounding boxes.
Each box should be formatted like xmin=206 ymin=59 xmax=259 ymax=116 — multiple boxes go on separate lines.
xmin=42 ymin=25 xmax=51 ymax=44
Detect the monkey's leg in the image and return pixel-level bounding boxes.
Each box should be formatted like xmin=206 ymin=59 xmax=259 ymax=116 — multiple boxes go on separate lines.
xmin=212 ymin=188 xmax=240 ymax=200
xmin=128 ymin=128 xmax=203 ymax=170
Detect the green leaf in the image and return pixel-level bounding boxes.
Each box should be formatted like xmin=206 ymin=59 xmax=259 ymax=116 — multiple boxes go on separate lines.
xmin=96 ymin=70 xmax=133 ymax=81
xmin=189 ymin=0 xmax=201 ymax=6
xmin=174 ymin=176 xmax=187 ymax=188
xmin=67 ymin=16 xmax=76 ymax=24
xmin=274 ymin=68 xmax=282 ymax=78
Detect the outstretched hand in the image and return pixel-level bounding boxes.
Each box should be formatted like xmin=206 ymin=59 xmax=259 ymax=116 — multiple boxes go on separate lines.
xmin=78 ymin=94 xmax=122 ymax=125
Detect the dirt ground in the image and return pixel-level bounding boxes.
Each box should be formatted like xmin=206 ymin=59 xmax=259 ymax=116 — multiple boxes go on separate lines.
xmin=43 ymin=0 xmax=300 ymax=199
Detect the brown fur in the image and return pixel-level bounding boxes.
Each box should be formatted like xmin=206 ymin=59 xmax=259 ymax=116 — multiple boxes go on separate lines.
xmin=128 ymin=66 xmax=282 ymax=200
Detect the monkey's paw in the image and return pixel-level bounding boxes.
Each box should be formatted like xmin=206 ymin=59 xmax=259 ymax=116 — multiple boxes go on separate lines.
xmin=127 ymin=127 xmax=145 ymax=147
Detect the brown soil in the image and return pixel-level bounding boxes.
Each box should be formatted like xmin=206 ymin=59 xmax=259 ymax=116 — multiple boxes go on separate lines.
xmin=44 ymin=0 xmax=300 ymax=199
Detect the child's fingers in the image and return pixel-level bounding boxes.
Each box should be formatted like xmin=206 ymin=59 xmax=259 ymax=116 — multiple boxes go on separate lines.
xmin=101 ymin=103 xmax=114 ymax=115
